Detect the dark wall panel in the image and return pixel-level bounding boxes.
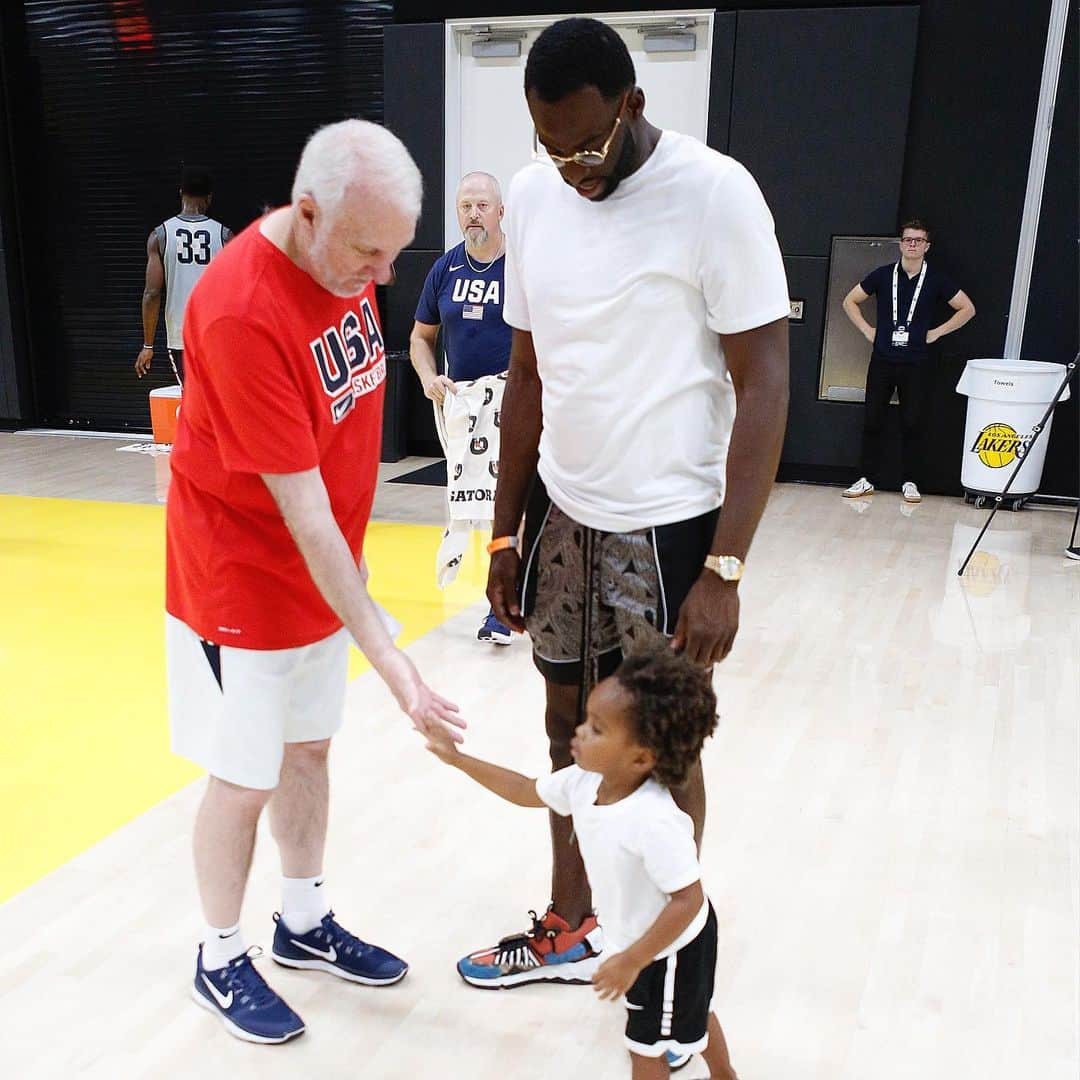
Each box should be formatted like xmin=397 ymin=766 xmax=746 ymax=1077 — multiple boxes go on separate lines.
xmin=384 ymin=249 xmax=439 ymax=349
xmin=0 ymin=7 xmax=37 ymax=422
xmin=11 ymin=1 xmax=392 ymax=432
xmin=385 ymin=23 xmax=444 ymax=254
xmin=729 ymin=6 xmax=918 ymax=258
xmin=778 ymin=255 xmax=867 ymax=475
xmin=387 ymin=249 xmax=440 ymax=454
xmin=706 ymin=12 xmax=736 ymax=154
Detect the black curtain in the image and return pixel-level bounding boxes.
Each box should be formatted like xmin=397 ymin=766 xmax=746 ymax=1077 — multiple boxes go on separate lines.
xmin=11 ymin=0 xmax=392 ymax=431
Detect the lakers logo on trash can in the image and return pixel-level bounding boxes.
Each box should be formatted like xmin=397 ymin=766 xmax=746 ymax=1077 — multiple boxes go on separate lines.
xmin=970 ymin=422 xmax=1029 ymax=468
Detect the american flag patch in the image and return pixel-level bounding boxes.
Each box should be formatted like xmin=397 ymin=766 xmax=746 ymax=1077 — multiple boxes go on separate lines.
xmin=462 ymin=303 xmax=484 ymax=320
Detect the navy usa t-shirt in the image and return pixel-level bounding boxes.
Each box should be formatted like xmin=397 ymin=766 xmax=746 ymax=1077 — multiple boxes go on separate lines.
xmin=861 ymin=260 xmax=959 ymax=364
xmin=414 ymin=241 xmax=511 ymax=381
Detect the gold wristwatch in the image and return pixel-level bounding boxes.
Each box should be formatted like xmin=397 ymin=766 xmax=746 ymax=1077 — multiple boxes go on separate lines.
xmin=704 ymin=554 xmax=744 ymax=582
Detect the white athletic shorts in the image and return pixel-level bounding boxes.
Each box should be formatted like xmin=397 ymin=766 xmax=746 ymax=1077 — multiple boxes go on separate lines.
xmin=166 ymin=614 xmax=349 ymax=790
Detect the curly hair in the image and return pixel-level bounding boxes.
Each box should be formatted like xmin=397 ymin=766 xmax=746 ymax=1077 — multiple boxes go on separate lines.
xmin=614 ymin=644 xmax=718 ymax=788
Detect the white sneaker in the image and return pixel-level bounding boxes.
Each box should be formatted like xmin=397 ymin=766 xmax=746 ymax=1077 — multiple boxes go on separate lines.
xmin=842 ymin=477 xmax=874 ymax=498
xmin=902 ymin=481 xmax=922 ymax=503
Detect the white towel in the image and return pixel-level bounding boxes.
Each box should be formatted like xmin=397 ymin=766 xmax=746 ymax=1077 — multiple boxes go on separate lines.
xmin=433 ymin=373 xmax=506 ymax=587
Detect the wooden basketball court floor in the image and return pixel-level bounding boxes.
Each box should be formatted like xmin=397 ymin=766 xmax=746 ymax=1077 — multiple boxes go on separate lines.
xmin=0 ymin=429 xmax=1076 ymax=1080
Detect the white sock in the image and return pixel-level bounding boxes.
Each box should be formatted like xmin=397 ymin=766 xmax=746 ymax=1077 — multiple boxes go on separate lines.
xmin=282 ymin=875 xmax=330 ymax=934
xmin=201 ymin=922 xmax=247 ymax=971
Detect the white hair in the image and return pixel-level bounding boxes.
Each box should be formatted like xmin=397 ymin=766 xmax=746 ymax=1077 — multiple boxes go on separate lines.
xmin=458 ymin=171 xmax=503 ymax=205
xmin=291 ymin=118 xmax=422 ymax=220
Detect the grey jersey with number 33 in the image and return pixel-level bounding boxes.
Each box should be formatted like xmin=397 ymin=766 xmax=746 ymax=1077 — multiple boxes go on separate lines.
xmin=155 ymin=214 xmax=229 ymax=349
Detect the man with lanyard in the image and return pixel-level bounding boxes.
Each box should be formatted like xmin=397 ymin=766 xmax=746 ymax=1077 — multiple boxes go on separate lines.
xmin=457 ymin=24 xmax=791 ymax=1057
xmin=410 ymin=171 xmax=514 ymax=646
xmin=842 ymin=219 xmax=975 ymax=502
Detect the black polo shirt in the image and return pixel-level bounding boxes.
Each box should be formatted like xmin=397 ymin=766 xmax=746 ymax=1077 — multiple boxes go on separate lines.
xmin=861 ymin=260 xmax=960 ymax=364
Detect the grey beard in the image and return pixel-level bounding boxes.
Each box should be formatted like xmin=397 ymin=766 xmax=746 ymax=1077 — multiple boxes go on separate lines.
xmin=464 ymin=226 xmax=489 ymax=250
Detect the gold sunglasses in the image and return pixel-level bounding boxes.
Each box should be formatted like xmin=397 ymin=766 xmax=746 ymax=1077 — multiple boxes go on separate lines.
xmin=532 ymin=94 xmax=628 ymax=168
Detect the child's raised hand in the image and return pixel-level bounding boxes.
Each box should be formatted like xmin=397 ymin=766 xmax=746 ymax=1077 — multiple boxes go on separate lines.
xmin=424 ymin=721 xmax=460 ymax=762
xmin=591 ymin=950 xmax=643 ymax=1001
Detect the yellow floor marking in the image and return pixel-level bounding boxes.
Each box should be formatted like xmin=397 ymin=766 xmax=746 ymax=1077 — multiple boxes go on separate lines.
xmin=0 ymin=494 xmax=486 ymax=903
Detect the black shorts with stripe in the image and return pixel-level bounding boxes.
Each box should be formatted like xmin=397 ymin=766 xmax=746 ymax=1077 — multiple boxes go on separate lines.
xmin=520 ymin=477 xmax=719 ymax=686
xmin=625 ymin=903 xmax=718 ymax=1057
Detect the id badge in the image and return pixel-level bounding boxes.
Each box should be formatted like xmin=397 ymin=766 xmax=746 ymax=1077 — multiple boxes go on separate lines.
xmin=891 ymin=326 xmax=909 ymax=348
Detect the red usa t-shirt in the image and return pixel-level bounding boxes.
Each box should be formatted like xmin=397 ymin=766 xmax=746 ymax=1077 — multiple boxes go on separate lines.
xmin=166 ymin=218 xmax=386 ymax=650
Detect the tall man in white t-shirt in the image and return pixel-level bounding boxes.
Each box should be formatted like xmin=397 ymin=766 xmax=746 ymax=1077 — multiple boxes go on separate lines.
xmin=457 ymin=17 xmax=790 ymax=994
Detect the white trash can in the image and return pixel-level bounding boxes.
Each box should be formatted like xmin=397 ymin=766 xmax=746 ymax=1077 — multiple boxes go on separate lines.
xmin=954 ymin=358 xmax=1071 ymax=506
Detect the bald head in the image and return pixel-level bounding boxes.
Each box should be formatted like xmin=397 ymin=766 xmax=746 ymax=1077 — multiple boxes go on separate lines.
xmin=457 ymin=171 xmax=502 ymax=204
xmin=456 ymin=171 xmax=504 ymax=254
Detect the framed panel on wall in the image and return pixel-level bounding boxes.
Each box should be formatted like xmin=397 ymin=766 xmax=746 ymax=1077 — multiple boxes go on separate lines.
xmin=819 ymin=236 xmax=899 ymax=403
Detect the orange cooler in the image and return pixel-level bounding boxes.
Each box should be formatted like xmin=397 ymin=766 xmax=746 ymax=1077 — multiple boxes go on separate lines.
xmin=149 ymin=384 xmax=182 ymax=444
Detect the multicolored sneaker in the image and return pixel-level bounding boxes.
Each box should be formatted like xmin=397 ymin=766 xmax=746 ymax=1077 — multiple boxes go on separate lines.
xmin=271 ymin=911 xmax=408 ymax=985
xmin=457 ymin=907 xmax=603 ymax=989
xmin=476 ymin=610 xmax=513 ymax=646
xmin=191 ymin=944 xmax=305 ymax=1044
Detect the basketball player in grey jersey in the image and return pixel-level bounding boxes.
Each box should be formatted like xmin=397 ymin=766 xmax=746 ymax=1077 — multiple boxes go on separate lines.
xmin=134 ymin=165 xmax=231 ymax=384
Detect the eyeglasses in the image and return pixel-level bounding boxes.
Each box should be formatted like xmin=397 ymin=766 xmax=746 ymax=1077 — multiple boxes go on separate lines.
xmin=900 ymin=236 xmax=928 ymax=246
xmin=532 ymin=95 xmax=627 ymax=168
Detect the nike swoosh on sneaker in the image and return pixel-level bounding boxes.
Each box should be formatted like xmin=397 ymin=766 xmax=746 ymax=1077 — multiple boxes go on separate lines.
xmin=449 ymin=264 xmax=464 ymax=271
xmin=201 ymin=974 xmax=234 ymax=1010
xmin=291 ymin=939 xmax=337 ymax=962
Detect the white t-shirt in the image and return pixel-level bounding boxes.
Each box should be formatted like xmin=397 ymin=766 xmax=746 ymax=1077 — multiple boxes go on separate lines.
xmin=503 ymin=130 xmax=790 ymax=532
xmin=535 ymin=765 xmax=708 ymax=957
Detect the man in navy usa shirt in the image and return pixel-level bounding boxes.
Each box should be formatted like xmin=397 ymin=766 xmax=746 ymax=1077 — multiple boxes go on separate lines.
xmin=841 ymin=219 xmax=975 ymax=504
xmin=410 ymin=171 xmax=513 ymax=644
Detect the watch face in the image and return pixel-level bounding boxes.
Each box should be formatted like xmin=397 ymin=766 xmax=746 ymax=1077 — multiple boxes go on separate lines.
xmin=707 ymin=555 xmax=743 ymax=580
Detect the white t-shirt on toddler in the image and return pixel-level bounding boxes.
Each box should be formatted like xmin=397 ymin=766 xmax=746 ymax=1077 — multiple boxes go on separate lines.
xmin=535 ymin=764 xmax=709 ymax=957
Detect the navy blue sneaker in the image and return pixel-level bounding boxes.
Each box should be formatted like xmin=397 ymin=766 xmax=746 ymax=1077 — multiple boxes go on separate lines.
xmin=271 ymin=911 xmax=408 ymax=985
xmin=477 ymin=610 xmax=513 ymax=646
xmin=191 ymin=945 xmax=305 ymax=1044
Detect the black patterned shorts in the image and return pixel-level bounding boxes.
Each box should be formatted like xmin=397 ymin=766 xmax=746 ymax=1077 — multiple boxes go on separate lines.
xmin=520 ymin=478 xmax=719 ymax=685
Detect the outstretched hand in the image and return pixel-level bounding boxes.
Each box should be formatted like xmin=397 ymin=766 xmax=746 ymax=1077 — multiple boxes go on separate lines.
xmin=382 ymin=649 xmax=466 ymax=744
xmin=424 ymin=720 xmax=460 ymax=763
